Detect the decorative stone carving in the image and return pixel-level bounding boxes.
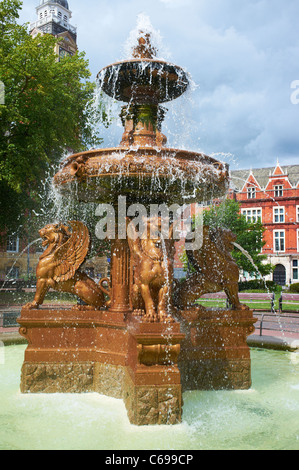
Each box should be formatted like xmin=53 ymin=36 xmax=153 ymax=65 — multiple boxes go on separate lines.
xmin=174 ymin=226 xmax=248 ymax=311
xmin=21 ymin=362 xmax=94 ymax=394
xmin=25 ymin=221 xmax=109 ymax=310
xmin=127 ymin=216 xmax=174 ymax=323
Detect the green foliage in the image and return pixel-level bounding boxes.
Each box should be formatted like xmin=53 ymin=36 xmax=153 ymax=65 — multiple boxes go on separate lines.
xmin=289 ymin=283 xmax=299 ymax=293
xmin=181 ymin=199 xmax=273 ymax=278
xmin=203 ymin=199 xmax=273 ymax=277
xmin=238 ymin=280 xmax=279 ymax=293
xmin=0 ymin=0 xmax=105 ymax=236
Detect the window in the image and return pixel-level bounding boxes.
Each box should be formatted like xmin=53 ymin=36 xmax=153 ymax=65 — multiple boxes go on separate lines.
xmin=297 ymin=206 xmax=299 ymax=223
xmin=58 ymin=11 xmax=62 ymax=17
xmin=274 ymin=231 xmax=285 ymax=252
xmin=274 ymin=185 xmax=284 ymax=197
xmin=273 ymin=207 xmax=285 ymax=223
xmin=293 ymin=260 xmax=298 ymax=281
xmin=6 ymin=236 xmax=19 ymax=253
xmin=44 ymin=10 xmax=47 ymax=16
xmin=39 ymin=12 xmax=43 ymax=19
xmin=247 ymin=187 xmax=256 ymax=199
xmin=241 ymin=208 xmax=262 ymax=223
xmin=64 ymin=15 xmax=68 ymax=22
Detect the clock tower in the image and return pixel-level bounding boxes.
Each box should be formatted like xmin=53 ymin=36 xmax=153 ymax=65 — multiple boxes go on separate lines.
xmin=30 ymin=0 xmax=77 ymax=58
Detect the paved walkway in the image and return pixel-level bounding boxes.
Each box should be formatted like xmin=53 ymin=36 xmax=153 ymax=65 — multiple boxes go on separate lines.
xmin=249 ymin=311 xmax=299 ymax=351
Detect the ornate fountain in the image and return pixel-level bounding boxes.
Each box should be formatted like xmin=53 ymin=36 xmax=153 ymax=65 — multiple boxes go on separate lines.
xmin=18 ymin=28 xmax=256 ymax=425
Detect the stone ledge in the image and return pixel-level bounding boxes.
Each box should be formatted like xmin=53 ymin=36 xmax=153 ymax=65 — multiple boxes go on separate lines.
xmin=247 ymin=334 xmax=299 ymax=352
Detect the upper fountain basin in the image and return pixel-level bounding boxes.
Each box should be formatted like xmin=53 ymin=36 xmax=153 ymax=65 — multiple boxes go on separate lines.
xmin=97 ymin=59 xmax=190 ymax=104
xmin=53 ymin=146 xmax=229 ymax=205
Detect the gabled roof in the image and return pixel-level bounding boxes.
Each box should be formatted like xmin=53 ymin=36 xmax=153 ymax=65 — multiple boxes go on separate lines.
xmin=240 ymin=170 xmax=261 ymax=192
xmin=56 ymin=30 xmax=77 ymax=47
xmin=230 ymin=164 xmax=299 ymax=191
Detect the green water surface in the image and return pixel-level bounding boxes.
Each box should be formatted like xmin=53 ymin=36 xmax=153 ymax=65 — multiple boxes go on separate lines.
xmin=0 ymin=345 xmax=298 ymax=450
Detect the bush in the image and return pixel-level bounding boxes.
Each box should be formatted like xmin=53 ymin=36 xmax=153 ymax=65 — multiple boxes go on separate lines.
xmin=238 ymin=279 xmax=279 ymax=293
xmin=289 ymin=283 xmax=299 ymax=293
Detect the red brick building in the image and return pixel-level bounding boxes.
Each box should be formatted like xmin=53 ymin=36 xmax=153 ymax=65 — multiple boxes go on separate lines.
xmin=230 ymin=161 xmax=299 ymax=286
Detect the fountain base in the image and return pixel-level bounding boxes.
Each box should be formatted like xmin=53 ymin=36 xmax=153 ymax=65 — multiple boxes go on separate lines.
xmin=18 ymin=306 xmax=256 ymax=425
xmin=179 ymin=307 xmax=257 ymax=390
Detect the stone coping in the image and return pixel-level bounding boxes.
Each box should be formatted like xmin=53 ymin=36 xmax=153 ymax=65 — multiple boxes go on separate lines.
xmin=247 ymin=334 xmax=299 ymax=352
xmin=1 ymin=331 xmax=298 ymax=352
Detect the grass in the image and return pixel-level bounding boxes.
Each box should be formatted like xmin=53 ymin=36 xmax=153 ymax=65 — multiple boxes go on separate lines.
xmin=196 ymin=290 xmax=299 ymax=312
xmin=0 ymin=291 xmax=76 ymax=308
xmin=1 ymin=288 xmax=298 ymax=312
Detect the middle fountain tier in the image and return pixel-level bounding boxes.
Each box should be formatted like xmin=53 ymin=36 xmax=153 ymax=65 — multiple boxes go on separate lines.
xmin=54 ymin=32 xmax=229 ymax=206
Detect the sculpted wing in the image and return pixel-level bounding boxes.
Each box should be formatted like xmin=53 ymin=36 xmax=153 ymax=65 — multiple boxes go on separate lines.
xmin=53 ymin=221 xmax=90 ymax=283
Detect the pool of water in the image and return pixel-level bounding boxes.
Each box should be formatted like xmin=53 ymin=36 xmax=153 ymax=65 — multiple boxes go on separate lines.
xmin=0 ymin=345 xmax=298 ymax=450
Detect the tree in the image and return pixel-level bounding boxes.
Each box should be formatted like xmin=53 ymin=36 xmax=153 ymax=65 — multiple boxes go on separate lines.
xmin=202 ymin=199 xmax=273 ymax=278
xmin=0 ymin=0 xmax=104 ymax=236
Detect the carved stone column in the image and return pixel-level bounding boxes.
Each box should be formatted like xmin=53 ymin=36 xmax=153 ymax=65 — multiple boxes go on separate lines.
xmin=108 ymin=219 xmax=132 ymax=316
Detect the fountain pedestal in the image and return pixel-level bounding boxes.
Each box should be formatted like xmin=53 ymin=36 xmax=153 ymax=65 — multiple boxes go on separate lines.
xmin=179 ymin=308 xmax=257 ymax=391
xmin=124 ymin=319 xmax=185 ymax=425
xmin=18 ymin=305 xmax=255 ymax=424
xmin=18 ymin=308 xmax=185 ymax=425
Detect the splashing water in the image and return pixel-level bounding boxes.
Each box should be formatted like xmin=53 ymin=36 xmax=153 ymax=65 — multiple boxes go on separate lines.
xmin=123 ymin=13 xmax=170 ymax=61
xmin=233 ymin=242 xmax=263 ymax=280
xmin=233 ymin=241 xmax=286 ymax=338
xmin=0 ymin=239 xmax=42 ymax=290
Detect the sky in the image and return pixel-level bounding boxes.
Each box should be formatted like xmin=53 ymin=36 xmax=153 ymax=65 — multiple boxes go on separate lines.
xmin=18 ymin=0 xmax=299 ymax=171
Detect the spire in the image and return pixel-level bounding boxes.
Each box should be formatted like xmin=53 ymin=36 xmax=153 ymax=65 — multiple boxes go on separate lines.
xmin=30 ymin=0 xmax=77 ymax=43
xmin=273 ymin=158 xmax=284 ymax=176
xmin=39 ymin=0 xmax=70 ymax=9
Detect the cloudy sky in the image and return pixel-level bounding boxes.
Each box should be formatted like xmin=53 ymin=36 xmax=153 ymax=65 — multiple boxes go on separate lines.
xmin=19 ymin=0 xmax=299 ymax=170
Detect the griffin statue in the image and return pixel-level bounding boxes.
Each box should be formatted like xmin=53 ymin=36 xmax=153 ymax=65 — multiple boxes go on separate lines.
xmin=25 ymin=221 xmax=109 ymax=310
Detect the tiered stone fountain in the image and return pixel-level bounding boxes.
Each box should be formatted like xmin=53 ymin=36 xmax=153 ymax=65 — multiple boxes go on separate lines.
xmin=18 ymin=29 xmax=256 ymax=425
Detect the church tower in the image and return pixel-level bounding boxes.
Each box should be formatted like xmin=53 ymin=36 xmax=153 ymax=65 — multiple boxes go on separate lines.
xmin=30 ymin=1 xmax=77 ymax=58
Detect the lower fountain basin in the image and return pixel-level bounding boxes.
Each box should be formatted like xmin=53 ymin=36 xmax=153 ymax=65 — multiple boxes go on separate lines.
xmin=1 ymin=344 xmax=298 ymax=450
xmin=54 ymin=147 xmax=229 ymax=205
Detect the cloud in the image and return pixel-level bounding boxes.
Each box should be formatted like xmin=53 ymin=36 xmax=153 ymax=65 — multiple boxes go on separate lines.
xmin=19 ymin=0 xmax=299 ymax=170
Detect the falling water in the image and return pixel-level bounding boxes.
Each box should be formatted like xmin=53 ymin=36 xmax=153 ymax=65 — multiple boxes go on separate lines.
xmin=233 ymin=241 xmax=286 ymax=337
xmin=233 ymin=242 xmax=264 ymax=279
xmin=0 ymin=238 xmax=42 ymax=290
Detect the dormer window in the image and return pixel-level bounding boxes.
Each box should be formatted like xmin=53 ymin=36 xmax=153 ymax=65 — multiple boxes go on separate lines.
xmin=247 ymin=187 xmax=256 ymax=199
xmin=274 ymin=185 xmax=283 ymax=197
